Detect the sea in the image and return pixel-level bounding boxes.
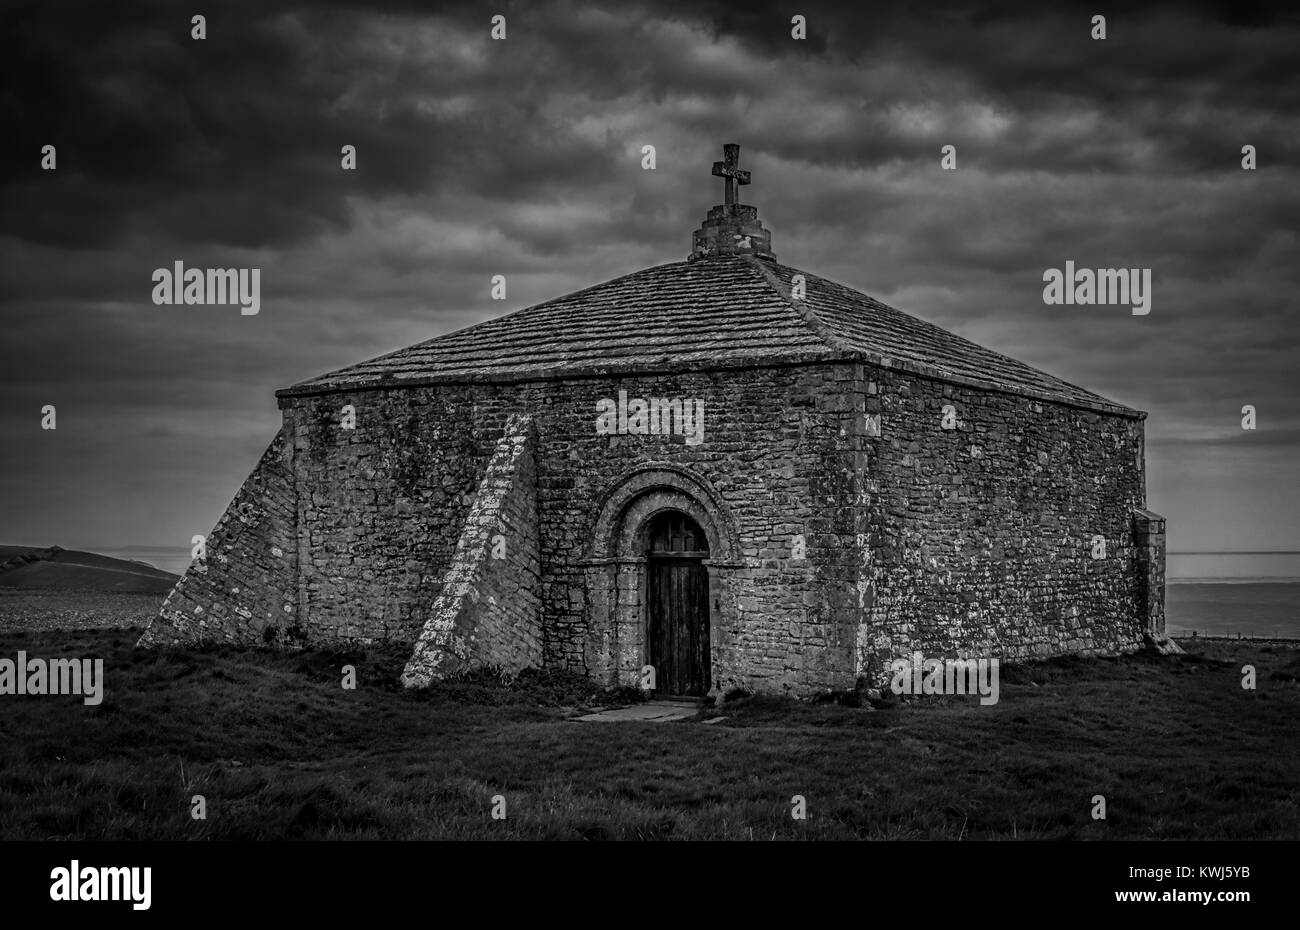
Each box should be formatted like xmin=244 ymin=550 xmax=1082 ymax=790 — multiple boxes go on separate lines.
xmin=99 ymin=547 xmax=1300 ymax=640
xmin=1165 ymin=552 xmax=1300 ymax=639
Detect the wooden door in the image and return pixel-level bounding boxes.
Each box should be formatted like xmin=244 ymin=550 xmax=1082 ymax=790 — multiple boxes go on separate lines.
xmin=646 ymin=512 xmax=710 ymax=696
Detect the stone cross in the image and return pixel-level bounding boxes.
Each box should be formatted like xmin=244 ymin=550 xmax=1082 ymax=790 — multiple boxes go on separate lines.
xmin=711 ymin=143 xmax=751 ymax=206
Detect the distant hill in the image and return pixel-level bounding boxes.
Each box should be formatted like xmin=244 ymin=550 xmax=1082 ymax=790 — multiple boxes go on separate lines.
xmin=0 ymin=545 xmax=180 ymax=594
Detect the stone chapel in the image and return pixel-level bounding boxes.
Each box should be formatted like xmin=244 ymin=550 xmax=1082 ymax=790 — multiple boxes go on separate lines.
xmin=138 ymin=144 xmax=1169 ymax=698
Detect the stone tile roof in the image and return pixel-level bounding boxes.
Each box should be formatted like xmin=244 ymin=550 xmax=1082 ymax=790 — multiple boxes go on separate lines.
xmin=279 ymin=254 xmax=1141 ymax=417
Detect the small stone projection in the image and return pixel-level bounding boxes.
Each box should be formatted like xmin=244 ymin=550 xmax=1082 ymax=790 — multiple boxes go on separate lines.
xmin=138 ymin=145 xmax=1170 ymax=699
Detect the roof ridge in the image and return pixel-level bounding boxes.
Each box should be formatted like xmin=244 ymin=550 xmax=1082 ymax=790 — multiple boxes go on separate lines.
xmin=740 ymin=255 xmax=854 ymax=355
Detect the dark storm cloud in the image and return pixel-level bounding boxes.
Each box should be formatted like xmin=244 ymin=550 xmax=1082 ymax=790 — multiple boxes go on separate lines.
xmin=1 ymin=0 xmax=1297 ymax=552
xmin=0 ymin=0 xmax=648 ymax=251
xmin=687 ymin=0 xmax=1300 ymax=175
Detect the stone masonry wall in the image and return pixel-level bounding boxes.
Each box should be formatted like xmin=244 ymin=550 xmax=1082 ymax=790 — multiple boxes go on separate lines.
xmin=402 ymin=414 xmax=541 ymax=685
xmin=846 ymin=362 xmax=1150 ymax=686
xmin=526 ymin=366 xmax=855 ymax=695
xmin=145 ymin=358 xmax=1153 ymax=697
xmin=1133 ymin=508 xmax=1167 ymax=636
xmin=282 ymin=387 xmax=504 ymax=644
xmin=284 ymin=363 xmax=856 ymax=693
xmin=138 ymin=430 xmax=300 ymax=647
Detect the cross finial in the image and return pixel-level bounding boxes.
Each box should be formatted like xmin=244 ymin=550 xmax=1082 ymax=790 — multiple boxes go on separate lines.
xmin=689 ymin=142 xmax=773 ymax=261
xmin=711 ymin=143 xmax=751 ymax=207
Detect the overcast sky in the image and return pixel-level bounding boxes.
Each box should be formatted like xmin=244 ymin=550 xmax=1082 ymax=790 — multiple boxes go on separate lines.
xmin=2 ymin=0 xmax=1297 ymax=557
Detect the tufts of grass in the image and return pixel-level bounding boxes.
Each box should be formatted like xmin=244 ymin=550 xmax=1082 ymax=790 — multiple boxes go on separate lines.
xmin=0 ymin=625 xmax=1296 ymax=840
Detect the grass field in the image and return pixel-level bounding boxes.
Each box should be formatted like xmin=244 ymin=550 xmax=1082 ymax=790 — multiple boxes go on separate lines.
xmin=0 ymin=597 xmax=1297 ymax=840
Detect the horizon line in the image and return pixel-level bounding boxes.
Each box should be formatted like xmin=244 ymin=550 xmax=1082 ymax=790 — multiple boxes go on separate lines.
xmin=1169 ymin=551 xmax=1300 ymax=555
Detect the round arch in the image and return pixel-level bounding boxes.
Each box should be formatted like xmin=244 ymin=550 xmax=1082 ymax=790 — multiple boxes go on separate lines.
xmin=582 ymin=464 xmax=741 ymax=696
xmin=587 ymin=463 xmax=739 ymax=563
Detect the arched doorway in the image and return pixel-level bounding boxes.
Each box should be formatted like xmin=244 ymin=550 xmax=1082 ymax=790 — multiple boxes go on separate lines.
xmin=582 ymin=464 xmax=742 ymax=695
xmin=644 ymin=511 xmax=711 ymax=696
